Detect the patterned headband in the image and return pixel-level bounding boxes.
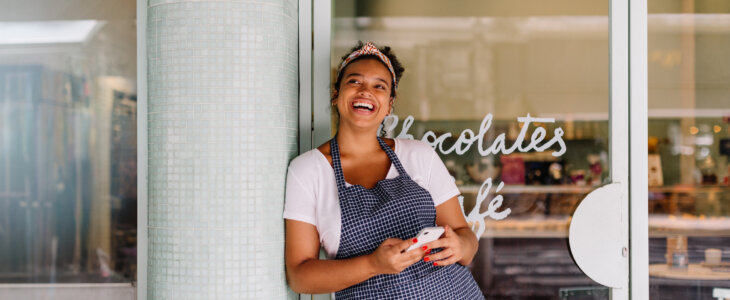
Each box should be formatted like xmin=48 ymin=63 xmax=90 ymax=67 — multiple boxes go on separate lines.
xmin=337 ymin=42 xmax=398 ymax=91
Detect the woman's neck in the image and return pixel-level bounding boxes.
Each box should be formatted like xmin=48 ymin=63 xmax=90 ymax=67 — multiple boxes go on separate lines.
xmin=336 ymin=126 xmax=382 ymax=156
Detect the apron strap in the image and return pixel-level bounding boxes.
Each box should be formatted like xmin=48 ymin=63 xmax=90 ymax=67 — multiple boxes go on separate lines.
xmin=329 ymin=136 xmax=349 ymax=197
xmin=377 ymin=137 xmax=410 ymax=180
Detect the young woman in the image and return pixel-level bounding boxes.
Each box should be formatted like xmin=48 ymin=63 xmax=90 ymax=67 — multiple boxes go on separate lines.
xmin=284 ymin=42 xmax=484 ymax=299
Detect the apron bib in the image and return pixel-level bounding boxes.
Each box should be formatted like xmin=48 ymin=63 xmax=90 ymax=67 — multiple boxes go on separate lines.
xmin=330 ymin=137 xmax=484 ymax=300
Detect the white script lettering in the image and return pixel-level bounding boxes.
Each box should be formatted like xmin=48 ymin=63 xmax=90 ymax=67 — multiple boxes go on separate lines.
xmin=384 ymin=113 xmax=567 ymax=157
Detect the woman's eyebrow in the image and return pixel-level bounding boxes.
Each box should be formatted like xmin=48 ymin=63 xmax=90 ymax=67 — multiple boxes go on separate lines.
xmin=345 ymin=72 xmax=389 ymax=85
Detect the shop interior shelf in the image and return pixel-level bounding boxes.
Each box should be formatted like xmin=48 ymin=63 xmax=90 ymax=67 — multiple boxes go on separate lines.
xmin=459 ymin=184 xmax=595 ymax=194
xmin=459 ymin=184 xmax=730 ymax=195
xmin=474 ymin=215 xmax=730 ymax=239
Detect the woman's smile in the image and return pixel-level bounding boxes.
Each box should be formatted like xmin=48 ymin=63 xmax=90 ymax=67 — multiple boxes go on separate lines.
xmin=351 ymin=98 xmax=377 ymax=114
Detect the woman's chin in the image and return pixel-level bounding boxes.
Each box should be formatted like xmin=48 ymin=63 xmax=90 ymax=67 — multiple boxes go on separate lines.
xmin=341 ymin=118 xmax=384 ymax=132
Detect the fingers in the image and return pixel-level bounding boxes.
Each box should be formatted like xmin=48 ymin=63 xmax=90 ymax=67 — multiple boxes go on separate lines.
xmin=382 ymin=238 xmax=406 ymax=252
xmin=431 ymin=251 xmax=460 ymax=266
xmin=403 ymin=248 xmax=426 ymax=265
xmin=423 ymin=239 xmax=444 ymax=250
xmin=396 ymin=238 xmax=417 ymax=253
xmin=404 ymin=245 xmax=428 ymax=267
xmin=393 ymin=239 xmax=426 ymax=272
xmin=399 ymin=238 xmax=426 ymax=260
xmin=422 ymin=226 xmax=462 ymax=266
xmin=425 ymin=246 xmax=453 ymax=260
xmin=422 ymin=226 xmax=452 ymax=249
xmin=423 ymin=247 xmax=461 ymax=267
xmin=374 ymin=237 xmax=432 ymax=275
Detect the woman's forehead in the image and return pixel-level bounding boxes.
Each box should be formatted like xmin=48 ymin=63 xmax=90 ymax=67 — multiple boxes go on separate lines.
xmin=342 ymin=57 xmax=391 ymax=78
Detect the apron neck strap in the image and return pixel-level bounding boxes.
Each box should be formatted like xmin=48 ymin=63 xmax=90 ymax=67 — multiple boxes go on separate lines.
xmin=330 ymin=136 xmax=348 ymax=193
xmin=376 ymin=137 xmax=408 ymax=179
xmin=330 ymin=135 xmax=410 ymax=194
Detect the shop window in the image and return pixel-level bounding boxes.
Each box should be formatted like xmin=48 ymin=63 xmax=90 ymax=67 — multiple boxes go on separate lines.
xmin=647 ymin=1 xmax=730 ymax=298
xmin=0 ymin=0 xmax=137 ymax=285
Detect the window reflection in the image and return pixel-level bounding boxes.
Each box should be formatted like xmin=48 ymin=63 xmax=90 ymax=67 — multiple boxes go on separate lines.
xmin=0 ymin=2 xmax=136 ymax=284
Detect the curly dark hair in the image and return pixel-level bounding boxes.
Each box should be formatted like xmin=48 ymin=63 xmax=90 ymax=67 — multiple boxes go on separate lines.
xmin=332 ymin=41 xmax=405 ymax=100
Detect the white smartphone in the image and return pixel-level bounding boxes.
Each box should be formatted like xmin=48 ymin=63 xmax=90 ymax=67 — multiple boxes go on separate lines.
xmin=405 ymin=226 xmax=444 ymax=252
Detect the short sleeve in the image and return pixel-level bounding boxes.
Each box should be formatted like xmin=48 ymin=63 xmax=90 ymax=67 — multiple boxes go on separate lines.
xmin=424 ymin=147 xmax=461 ymax=207
xmin=283 ymin=166 xmax=317 ymax=226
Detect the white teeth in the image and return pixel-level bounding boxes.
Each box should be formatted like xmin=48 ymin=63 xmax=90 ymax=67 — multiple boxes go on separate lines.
xmin=353 ymin=102 xmax=374 ymax=110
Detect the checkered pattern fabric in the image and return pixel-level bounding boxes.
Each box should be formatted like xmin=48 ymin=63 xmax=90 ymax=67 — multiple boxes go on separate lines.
xmin=331 ymin=137 xmax=484 ymax=299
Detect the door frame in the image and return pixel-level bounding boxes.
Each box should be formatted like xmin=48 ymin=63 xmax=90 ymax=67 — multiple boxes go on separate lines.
xmin=300 ymin=0 xmax=649 ymax=299
xmin=628 ymin=0 xmax=649 ymax=299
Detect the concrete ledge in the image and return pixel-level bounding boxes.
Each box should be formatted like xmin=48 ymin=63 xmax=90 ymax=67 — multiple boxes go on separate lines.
xmin=0 ymin=283 xmax=135 ymax=300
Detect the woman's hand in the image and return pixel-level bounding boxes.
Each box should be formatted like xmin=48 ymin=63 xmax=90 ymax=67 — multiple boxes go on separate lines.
xmin=422 ymin=225 xmax=466 ymax=266
xmin=367 ymin=238 xmax=426 ymax=274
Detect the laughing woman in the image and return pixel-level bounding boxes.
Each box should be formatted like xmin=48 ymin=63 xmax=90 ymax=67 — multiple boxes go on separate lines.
xmin=283 ymin=42 xmax=484 ymax=299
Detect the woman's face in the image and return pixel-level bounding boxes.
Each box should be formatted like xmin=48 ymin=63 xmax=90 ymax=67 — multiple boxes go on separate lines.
xmin=333 ymin=57 xmax=393 ymax=132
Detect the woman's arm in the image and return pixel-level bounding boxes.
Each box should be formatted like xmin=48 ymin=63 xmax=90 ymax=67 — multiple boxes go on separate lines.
xmin=425 ymin=196 xmax=479 ymax=266
xmin=285 ymin=219 xmax=425 ymax=294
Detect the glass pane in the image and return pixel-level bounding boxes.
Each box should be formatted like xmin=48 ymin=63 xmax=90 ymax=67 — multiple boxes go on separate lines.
xmin=0 ymin=2 xmax=137 ymax=283
xmin=333 ymin=0 xmax=610 ymax=298
xmin=647 ymin=0 xmax=730 ymax=298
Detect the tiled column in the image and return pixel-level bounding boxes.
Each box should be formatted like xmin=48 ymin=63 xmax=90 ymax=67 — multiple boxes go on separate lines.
xmin=146 ymin=0 xmax=298 ymax=299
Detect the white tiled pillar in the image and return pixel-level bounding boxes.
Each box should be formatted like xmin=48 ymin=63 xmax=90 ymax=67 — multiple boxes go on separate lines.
xmin=146 ymin=0 xmax=298 ymax=299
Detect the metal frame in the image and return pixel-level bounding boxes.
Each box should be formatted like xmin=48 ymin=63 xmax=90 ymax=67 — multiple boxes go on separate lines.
xmin=298 ymin=1 xmax=332 ymax=299
xmin=298 ymin=0 xmax=313 ymax=153
xmin=609 ymin=0 xmax=630 ymax=298
xmin=311 ymin=0 xmax=332 ymax=148
xmin=629 ymin=0 xmax=649 ymax=298
xmin=298 ymin=0 xmax=333 ymax=150
xmin=136 ymin=0 xmax=148 ymax=299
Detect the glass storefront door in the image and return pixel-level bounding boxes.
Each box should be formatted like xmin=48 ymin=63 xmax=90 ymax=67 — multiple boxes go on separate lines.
xmin=646 ymin=1 xmax=730 ymax=298
xmin=305 ymin=0 xmax=636 ymax=299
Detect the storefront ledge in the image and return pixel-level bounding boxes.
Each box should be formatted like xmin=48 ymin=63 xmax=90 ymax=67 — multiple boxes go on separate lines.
xmin=0 ymin=283 xmax=135 ymax=300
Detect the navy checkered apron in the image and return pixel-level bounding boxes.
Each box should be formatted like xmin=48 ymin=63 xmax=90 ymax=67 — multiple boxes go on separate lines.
xmin=330 ymin=137 xmax=484 ymax=299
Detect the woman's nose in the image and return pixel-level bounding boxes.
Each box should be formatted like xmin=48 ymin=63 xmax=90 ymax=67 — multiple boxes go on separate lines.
xmin=357 ymin=84 xmax=372 ymax=95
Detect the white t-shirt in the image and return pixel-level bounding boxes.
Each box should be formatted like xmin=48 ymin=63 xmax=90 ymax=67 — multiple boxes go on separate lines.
xmin=283 ymin=138 xmax=460 ymax=258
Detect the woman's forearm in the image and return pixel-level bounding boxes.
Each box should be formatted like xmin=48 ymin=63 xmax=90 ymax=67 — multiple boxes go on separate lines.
xmin=287 ymin=254 xmax=377 ymax=294
xmin=454 ymin=227 xmax=479 ymax=266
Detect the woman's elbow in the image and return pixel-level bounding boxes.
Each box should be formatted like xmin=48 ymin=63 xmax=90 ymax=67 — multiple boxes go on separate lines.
xmin=287 ymin=277 xmax=315 ymax=294
xmin=285 ymin=263 xmax=309 ymax=293
xmin=287 ymin=280 xmax=305 ymax=294
xmin=285 ymin=272 xmax=301 ymax=293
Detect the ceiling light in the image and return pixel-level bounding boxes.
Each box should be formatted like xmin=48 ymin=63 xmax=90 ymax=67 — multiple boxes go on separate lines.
xmin=0 ymin=20 xmax=101 ymax=45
